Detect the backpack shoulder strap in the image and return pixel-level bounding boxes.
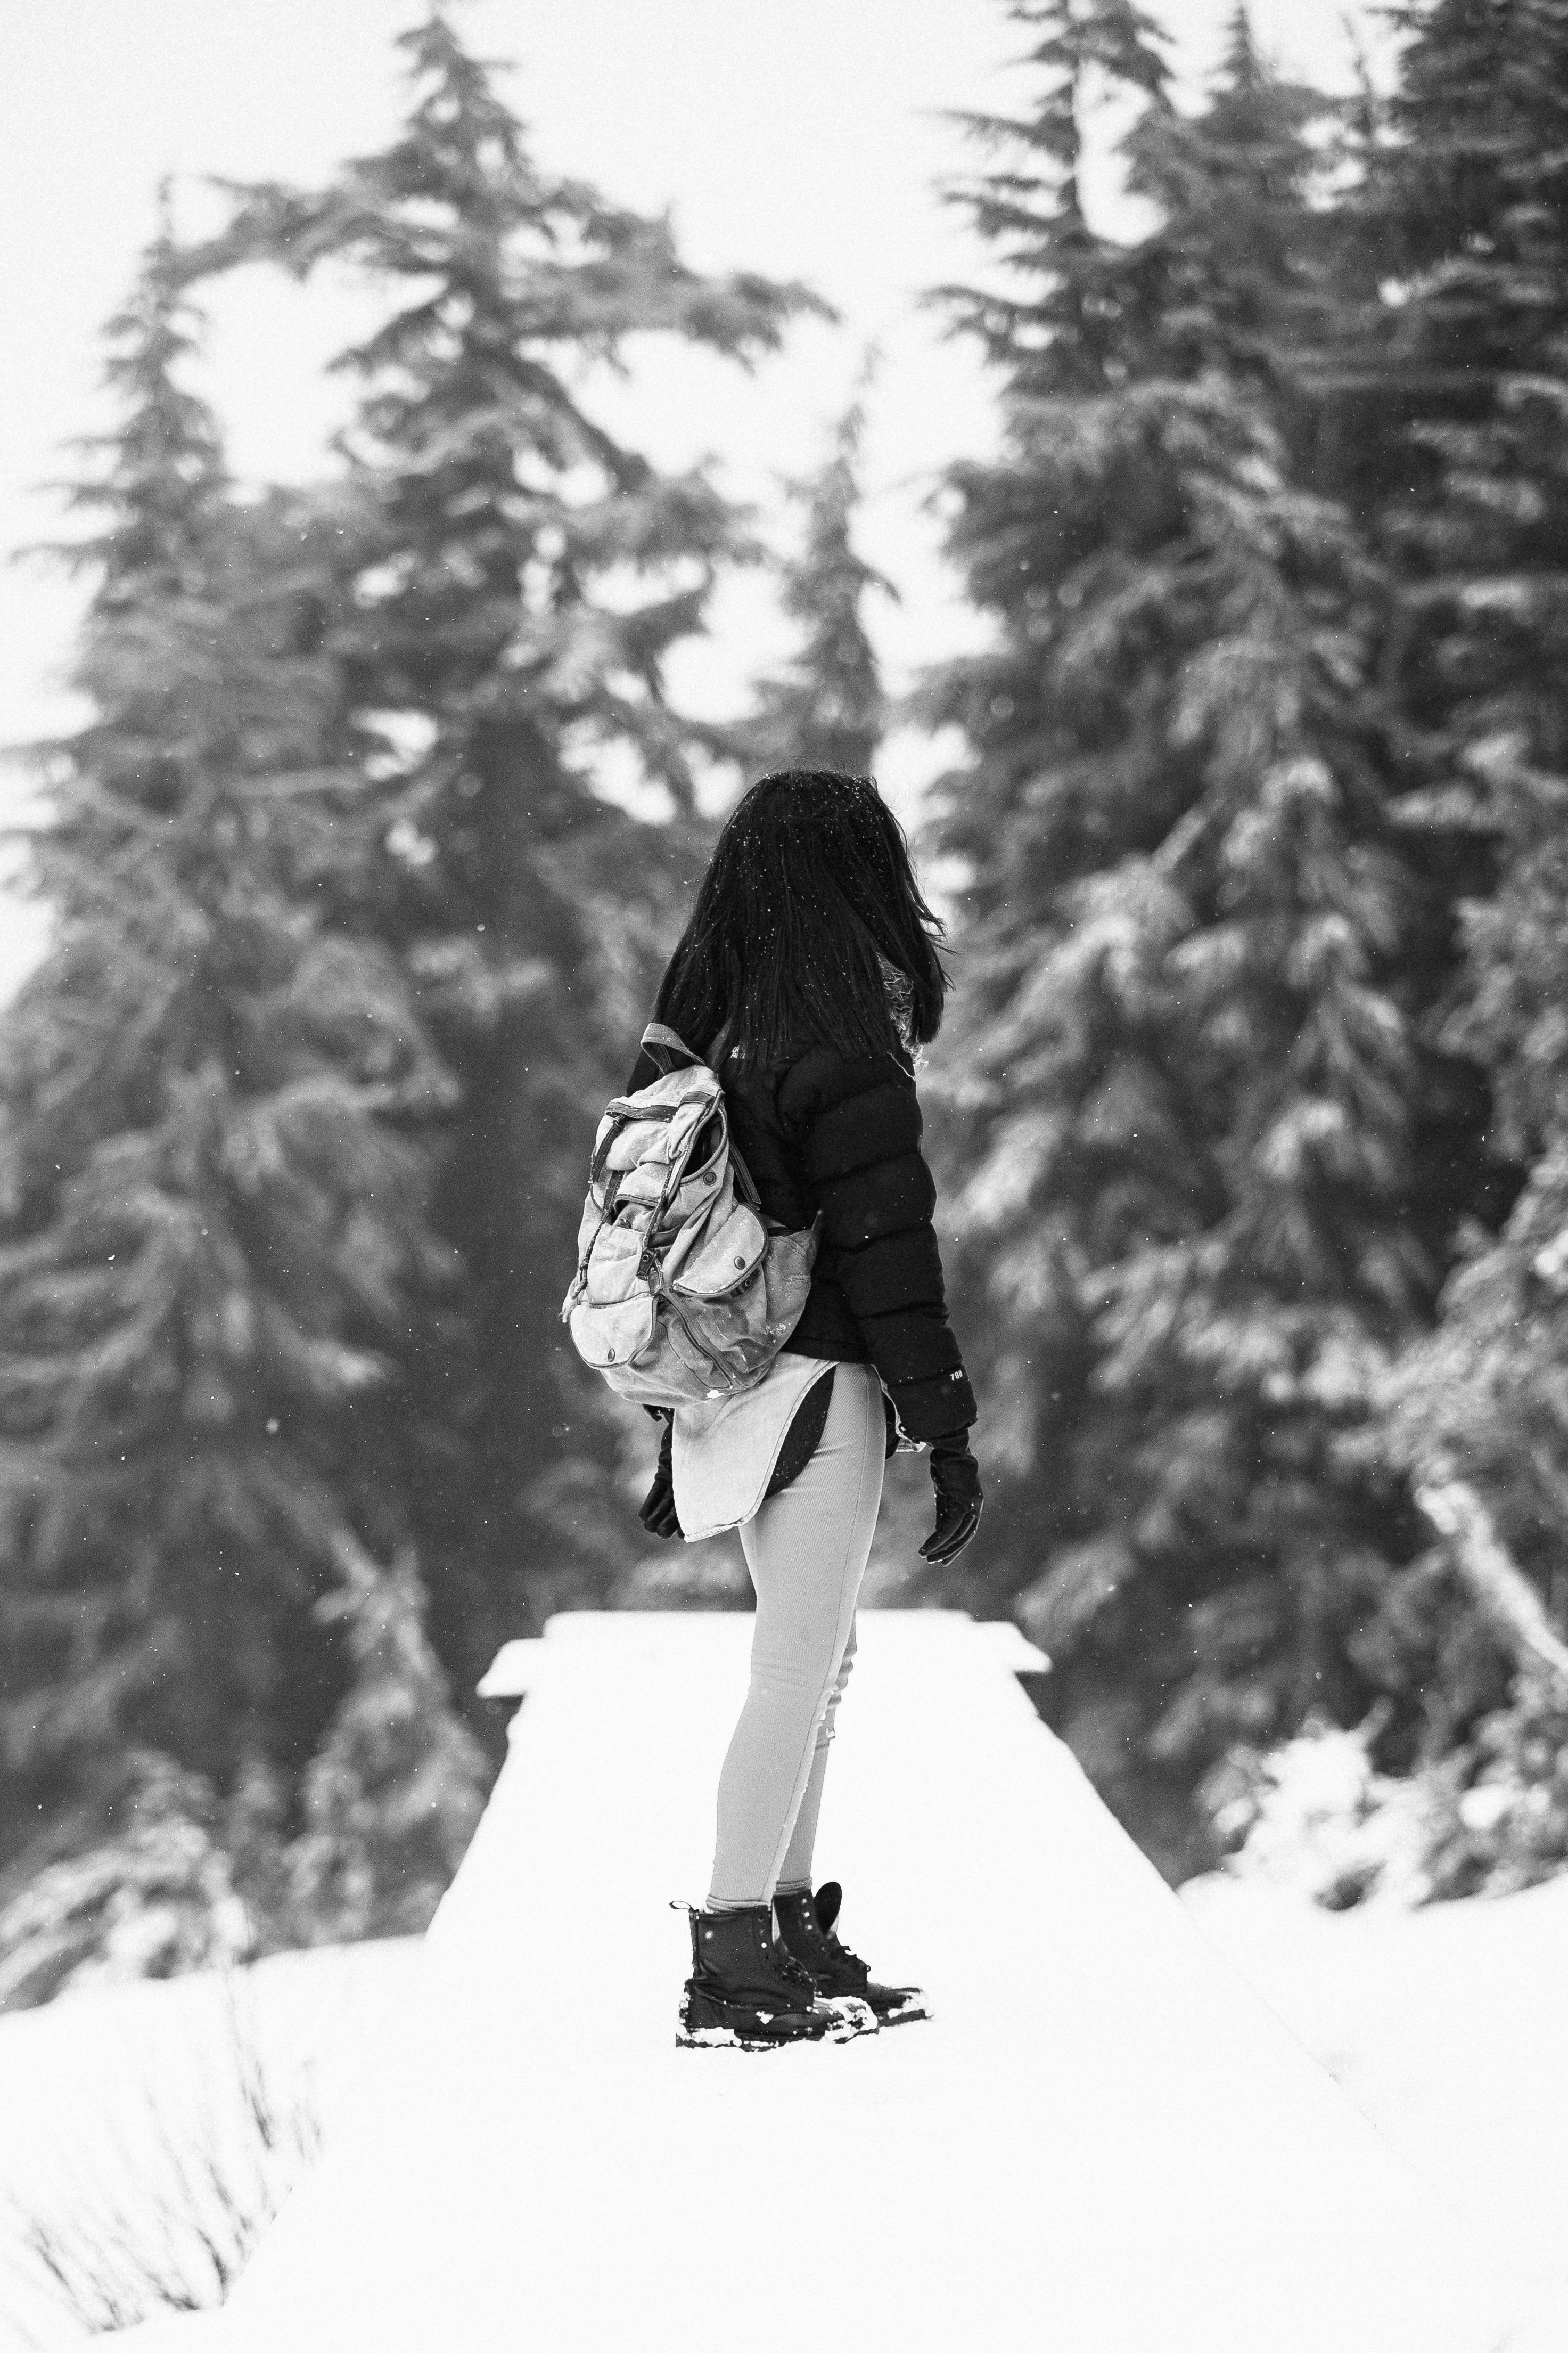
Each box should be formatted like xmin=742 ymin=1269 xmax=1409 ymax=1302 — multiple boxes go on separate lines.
xmin=697 ymin=1019 xmax=760 ymax=1206
xmin=702 ymin=1016 xmax=734 ymax=1075
xmin=639 ymin=1020 xmax=702 ymax=1076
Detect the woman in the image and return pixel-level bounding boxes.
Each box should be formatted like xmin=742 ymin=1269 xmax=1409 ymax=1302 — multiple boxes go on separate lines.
xmin=629 ymin=768 xmax=982 ymax=2051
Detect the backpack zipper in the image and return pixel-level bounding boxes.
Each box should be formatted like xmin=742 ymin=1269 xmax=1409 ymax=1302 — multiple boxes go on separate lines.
xmin=640 ymin=1245 xmax=739 ymax=1396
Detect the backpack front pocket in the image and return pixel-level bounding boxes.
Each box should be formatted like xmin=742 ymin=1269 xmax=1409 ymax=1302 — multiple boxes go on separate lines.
xmin=568 ymin=1294 xmax=658 ymax=1370
xmin=671 ymin=1202 xmax=767 ymax=1301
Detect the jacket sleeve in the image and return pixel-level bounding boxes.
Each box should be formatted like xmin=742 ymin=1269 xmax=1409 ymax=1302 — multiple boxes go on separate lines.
xmin=779 ymin=1047 xmax=976 ymax=1444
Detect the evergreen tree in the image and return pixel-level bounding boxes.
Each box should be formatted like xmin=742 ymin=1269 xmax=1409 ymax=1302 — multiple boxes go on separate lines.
xmin=177 ymin=8 xmax=831 ymax=1656
xmin=1129 ymin=9 xmax=1335 ymax=394
xmin=1342 ymin=0 xmax=1568 ymax=1887
xmin=917 ymin=4 xmax=1461 ymax=1873
xmin=0 ymin=190 xmax=487 ymax=2003
xmin=1332 ymin=0 xmax=1568 ymax=830
xmin=734 ymin=366 xmax=898 ymax=778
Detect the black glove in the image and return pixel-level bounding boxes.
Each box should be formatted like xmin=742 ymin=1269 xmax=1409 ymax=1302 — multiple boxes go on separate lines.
xmin=639 ymin=1414 xmax=682 ymax=1541
xmin=918 ymin=1432 xmax=982 ymax=1566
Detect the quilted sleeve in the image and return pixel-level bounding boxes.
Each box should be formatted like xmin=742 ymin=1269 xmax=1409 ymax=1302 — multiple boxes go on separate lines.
xmin=779 ymin=1046 xmax=976 ymax=1443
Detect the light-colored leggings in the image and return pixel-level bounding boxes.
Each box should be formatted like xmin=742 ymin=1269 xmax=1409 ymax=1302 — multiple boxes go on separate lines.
xmin=707 ymin=1360 xmax=886 ymax=1908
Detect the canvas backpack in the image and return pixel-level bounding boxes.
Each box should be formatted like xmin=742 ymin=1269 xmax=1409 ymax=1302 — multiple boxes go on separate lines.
xmin=560 ymin=1022 xmax=820 ymax=1408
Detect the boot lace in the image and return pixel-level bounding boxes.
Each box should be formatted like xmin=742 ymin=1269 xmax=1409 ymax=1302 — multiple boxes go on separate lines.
xmin=826 ymin=1927 xmax=869 ymax=1982
xmin=773 ymin=1942 xmax=821 ymax=1994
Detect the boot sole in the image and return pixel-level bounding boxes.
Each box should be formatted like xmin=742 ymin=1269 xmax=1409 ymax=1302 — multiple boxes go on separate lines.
xmin=872 ymin=1996 xmax=932 ymax=2027
xmin=676 ymin=2022 xmax=791 ymax=2052
xmin=677 ymin=1986 xmax=877 ymax=2050
xmin=783 ymin=1961 xmax=932 ymax=2028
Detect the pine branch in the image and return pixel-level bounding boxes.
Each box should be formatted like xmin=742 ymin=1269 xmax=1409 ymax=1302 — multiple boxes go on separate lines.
xmin=1416 ymin=1469 xmax=1568 ymax=1693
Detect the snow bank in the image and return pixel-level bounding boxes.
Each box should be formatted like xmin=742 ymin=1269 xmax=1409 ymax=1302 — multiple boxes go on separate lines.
xmin=0 ymin=1936 xmax=421 ymax=2350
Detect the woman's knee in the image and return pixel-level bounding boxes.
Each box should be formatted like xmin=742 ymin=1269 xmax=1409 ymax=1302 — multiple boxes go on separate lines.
xmin=749 ymin=1605 xmax=856 ymax=1723
xmin=826 ymin=1625 xmax=856 ymax=1705
xmin=746 ymin=1640 xmax=843 ymax=1708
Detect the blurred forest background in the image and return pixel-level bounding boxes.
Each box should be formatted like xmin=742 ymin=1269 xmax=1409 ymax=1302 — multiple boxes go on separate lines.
xmin=3 ymin=0 xmax=1568 ymax=2011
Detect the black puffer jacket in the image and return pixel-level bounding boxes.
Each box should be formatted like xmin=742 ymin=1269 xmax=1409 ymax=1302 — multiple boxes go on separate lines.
xmin=626 ymin=1034 xmax=975 ymax=1445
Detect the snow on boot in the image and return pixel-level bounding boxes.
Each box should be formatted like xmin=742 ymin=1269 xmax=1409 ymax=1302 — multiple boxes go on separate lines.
xmin=772 ymin=1882 xmax=932 ymax=2027
xmin=672 ymin=1902 xmax=879 ymax=2051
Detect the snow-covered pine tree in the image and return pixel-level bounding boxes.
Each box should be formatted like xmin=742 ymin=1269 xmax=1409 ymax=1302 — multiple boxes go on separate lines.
xmin=916 ymin=4 xmax=1451 ymax=1874
xmin=731 ymin=367 xmax=898 ymax=779
xmin=0 ymin=190 xmax=488 ymax=2004
xmin=176 ymin=8 xmax=832 ymax=1651
xmin=1345 ymin=0 xmax=1568 ymax=1890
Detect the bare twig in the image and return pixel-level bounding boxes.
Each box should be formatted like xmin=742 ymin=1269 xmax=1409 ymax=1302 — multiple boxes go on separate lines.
xmin=0 ymin=1969 xmax=322 ymax=2341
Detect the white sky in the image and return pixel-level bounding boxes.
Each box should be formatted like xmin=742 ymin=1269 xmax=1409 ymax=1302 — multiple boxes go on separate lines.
xmin=0 ymin=0 xmax=1384 ymax=1001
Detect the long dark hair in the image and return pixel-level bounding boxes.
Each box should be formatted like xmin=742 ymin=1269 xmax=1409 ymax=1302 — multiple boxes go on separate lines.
xmin=653 ymin=769 xmax=949 ymax=1066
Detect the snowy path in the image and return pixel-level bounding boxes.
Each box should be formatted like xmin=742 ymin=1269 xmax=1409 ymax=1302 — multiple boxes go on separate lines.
xmin=101 ymin=1607 xmax=1518 ymax=2353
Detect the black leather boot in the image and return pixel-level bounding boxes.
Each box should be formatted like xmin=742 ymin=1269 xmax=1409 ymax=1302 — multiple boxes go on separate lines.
xmin=673 ymin=1902 xmax=879 ymax=2050
xmin=772 ymin=1882 xmax=932 ymax=2027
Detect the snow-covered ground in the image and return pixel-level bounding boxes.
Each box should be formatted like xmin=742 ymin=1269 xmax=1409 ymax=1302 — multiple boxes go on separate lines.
xmin=2 ymin=1613 xmax=1564 ymax=2350
xmin=1178 ymin=1868 xmax=1568 ymax=2352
